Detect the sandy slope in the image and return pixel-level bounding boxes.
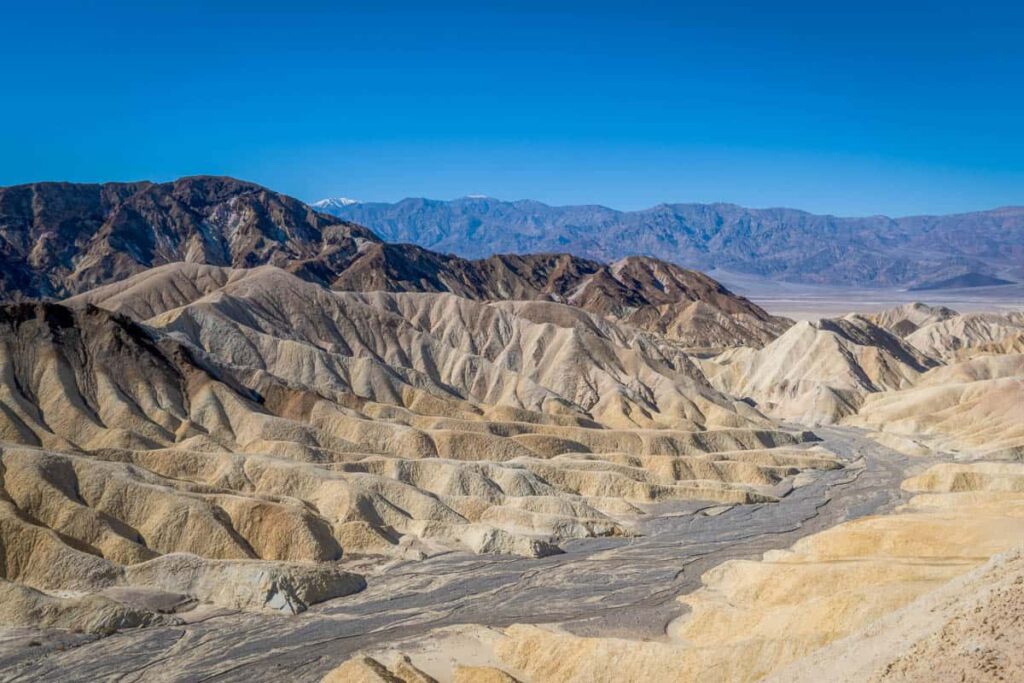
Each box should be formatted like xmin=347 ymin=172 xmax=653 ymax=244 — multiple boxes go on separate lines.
xmin=866 ymin=302 xmax=959 ymax=336
xmin=345 ymin=461 xmax=1024 ymax=682
xmin=904 ymin=311 xmax=1024 ymax=360
xmin=701 ymin=304 xmax=1023 ymax=434
xmin=702 ymin=315 xmax=937 ymax=424
xmin=848 ymin=356 xmax=1024 ymax=458
xmin=2 ymin=254 xmax=1021 ymax=680
xmin=0 ymin=268 xmax=823 ymax=634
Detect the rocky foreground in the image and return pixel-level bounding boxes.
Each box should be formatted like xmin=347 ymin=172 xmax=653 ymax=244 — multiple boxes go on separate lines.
xmin=0 ymin=179 xmax=1020 ymax=682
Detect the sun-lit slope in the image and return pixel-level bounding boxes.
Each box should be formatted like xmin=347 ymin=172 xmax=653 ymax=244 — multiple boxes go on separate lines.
xmin=863 ymin=303 xmax=1024 ymax=359
xmin=866 ymin=302 xmax=958 ymax=337
xmin=0 ymin=445 xmax=366 ymax=631
xmin=1 ymin=292 xmax=809 ymax=470
xmin=763 ymin=546 xmax=1024 ymax=683
xmin=909 ymin=351 xmax=1024 ymax=387
xmin=0 ymin=279 xmax=831 ymax=632
xmin=702 ymin=315 xmax=938 ymax=424
xmin=763 ymin=466 xmax=1024 ymax=683
xmin=64 ymin=262 xmax=243 ymax=320
xmin=0 ymin=297 xmax=816 ymax=538
xmin=658 ymin=464 xmax=1024 ymax=681
xmin=699 ymin=306 xmax=1023 ymax=453
xmin=0 ymin=302 xmax=209 ymax=452
xmin=904 ymin=310 xmax=1024 ymax=360
xmin=0 ymin=304 xmax=368 ymax=628
xmin=846 ymin=354 xmax=1024 ymax=458
xmin=961 ymin=330 xmax=1024 ymax=356
xmin=354 ymin=291 xmax=765 ymax=430
xmin=400 ymin=462 xmax=1024 ymax=683
xmin=87 ymin=263 xmax=770 ymax=431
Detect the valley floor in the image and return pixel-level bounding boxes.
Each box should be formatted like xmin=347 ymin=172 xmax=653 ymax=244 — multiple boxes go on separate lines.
xmin=0 ymin=428 xmax=919 ymax=682
xmin=713 ymin=272 xmax=1024 ymax=320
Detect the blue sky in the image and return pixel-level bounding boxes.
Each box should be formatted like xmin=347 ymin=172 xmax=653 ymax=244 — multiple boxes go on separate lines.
xmin=2 ymin=0 xmax=1022 ymax=215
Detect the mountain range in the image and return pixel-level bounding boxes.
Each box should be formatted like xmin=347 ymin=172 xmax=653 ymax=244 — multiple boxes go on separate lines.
xmin=0 ymin=177 xmax=787 ymax=348
xmin=1 ymin=175 xmax=1023 ymax=681
xmin=313 ymin=196 xmax=1024 ymax=288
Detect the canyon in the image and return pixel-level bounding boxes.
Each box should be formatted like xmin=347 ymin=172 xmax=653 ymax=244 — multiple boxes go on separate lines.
xmin=0 ymin=178 xmax=1019 ymax=682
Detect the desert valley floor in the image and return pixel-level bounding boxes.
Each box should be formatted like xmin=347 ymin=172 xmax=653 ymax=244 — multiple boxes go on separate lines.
xmin=0 ymin=179 xmax=1020 ymax=682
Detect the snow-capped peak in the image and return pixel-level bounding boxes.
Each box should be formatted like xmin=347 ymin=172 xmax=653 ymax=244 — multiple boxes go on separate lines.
xmin=312 ymin=197 xmax=360 ymax=210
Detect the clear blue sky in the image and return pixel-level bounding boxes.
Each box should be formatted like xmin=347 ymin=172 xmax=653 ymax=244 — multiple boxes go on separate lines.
xmin=2 ymin=0 xmax=1022 ymax=215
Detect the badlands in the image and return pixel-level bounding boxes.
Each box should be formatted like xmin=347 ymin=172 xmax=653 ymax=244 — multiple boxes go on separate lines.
xmin=0 ymin=179 xmax=1020 ymax=682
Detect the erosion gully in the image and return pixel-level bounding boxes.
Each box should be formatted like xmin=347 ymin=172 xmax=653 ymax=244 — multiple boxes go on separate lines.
xmin=0 ymin=427 xmax=930 ymax=682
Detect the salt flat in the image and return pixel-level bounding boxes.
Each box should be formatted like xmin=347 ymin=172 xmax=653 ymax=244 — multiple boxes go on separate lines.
xmin=714 ymin=270 xmax=1024 ymax=320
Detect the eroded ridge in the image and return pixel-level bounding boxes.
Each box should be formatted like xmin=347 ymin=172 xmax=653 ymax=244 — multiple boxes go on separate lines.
xmin=0 ymin=269 xmax=826 ymax=635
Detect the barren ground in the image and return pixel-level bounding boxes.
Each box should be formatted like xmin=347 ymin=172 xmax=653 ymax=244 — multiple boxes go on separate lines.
xmin=0 ymin=428 xmax=923 ymax=682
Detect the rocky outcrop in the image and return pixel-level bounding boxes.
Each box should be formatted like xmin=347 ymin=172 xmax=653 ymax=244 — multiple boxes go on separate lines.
xmin=904 ymin=311 xmax=1024 ymax=359
xmin=865 ymin=302 xmax=958 ymax=337
xmin=0 ymin=176 xmax=376 ymax=300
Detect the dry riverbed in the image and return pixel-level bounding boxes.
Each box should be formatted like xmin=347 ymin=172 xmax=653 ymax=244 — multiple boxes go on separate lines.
xmin=0 ymin=428 xmax=928 ymax=682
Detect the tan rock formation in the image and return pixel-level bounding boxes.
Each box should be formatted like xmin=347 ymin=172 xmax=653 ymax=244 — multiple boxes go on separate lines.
xmin=847 ymin=355 xmax=1024 ymax=458
xmin=0 ymin=268 xmax=824 ymax=634
xmin=410 ymin=461 xmax=1024 ymax=683
xmin=904 ymin=311 xmax=1024 ymax=360
xmin=866 ymin=302 xmax=958 ymax=337
xmin=703 ymin=315 xmax=937 ymax=424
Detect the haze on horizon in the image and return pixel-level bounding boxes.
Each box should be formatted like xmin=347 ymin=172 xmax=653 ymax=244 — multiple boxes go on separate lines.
xmin=2 ymin=0 xmax=1022 ymax=216
xmin=312 ymin=193 xmax=1024 ymax=221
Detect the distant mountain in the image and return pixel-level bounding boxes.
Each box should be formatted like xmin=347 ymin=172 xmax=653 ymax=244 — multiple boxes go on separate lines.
xmin=315 ymin=197 xmax=1024 ymax=288
xmin=311 ymin=197 xmax=360 ymax=211
xmin=0 ymin=177 xmax=787 ymax=347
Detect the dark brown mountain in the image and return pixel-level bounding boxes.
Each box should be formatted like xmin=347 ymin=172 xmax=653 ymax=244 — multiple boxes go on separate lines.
xmin=0 ymin=176 xmax=788 ymax=346
xmin=0 ymin=176 xmax=379 ymax=300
